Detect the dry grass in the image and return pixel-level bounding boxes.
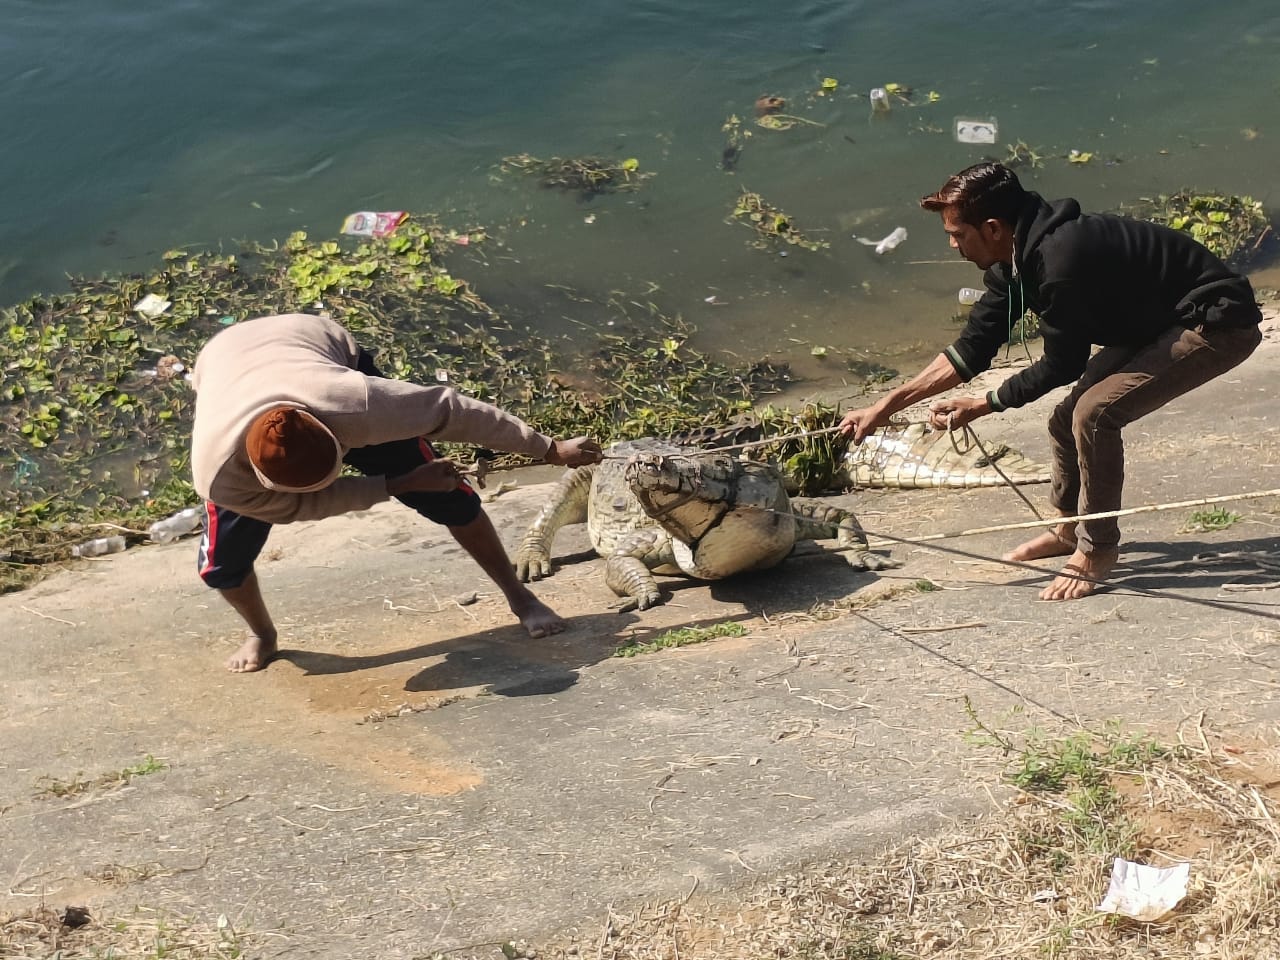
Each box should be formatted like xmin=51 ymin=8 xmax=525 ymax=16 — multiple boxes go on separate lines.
xmin=512 ymin=725 xmax=1280 ymax=960
xmin=10 ymin=730 xmax=1279 ymax=959
xmin=0 ymin=904 xmax=247 ymax=959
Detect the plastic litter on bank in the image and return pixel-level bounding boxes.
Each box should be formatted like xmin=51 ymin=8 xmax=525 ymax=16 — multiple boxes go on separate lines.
xmin=133 ymin=293 xmax=172 ymax=319
xmin=1096 ymin=858 xmax=1191 ymax=921
xmin=340 ymin=211 xmax=408 ymax=238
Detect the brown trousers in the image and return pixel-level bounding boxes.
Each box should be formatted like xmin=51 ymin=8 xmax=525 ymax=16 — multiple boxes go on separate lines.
xmin=1046 ymin=322 xmax=1262 ymax=553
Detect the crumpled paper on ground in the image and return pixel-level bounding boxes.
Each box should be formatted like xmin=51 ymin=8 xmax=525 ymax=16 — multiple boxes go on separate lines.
xmin=1097 ymin=858 xmax=1190 ymax=921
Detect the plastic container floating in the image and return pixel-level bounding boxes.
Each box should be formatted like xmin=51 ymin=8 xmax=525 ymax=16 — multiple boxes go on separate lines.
xmin=954 ymin=117 xmax=998 ymax=144
xmin=874 ymin=227 xmax=907 ymax=255
xmin=869 ymin=87 xmax=891 ymax=113
xmin=958 ymin=287 xmax=984 ymax=305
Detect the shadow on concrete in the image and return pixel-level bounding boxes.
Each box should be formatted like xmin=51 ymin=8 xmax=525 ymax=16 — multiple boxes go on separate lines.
xmin=703 ymin=547 xmax=889 ymax=608
xmin=276 ymin=605 xmax=768 ymax=700
xmin=925 ymin=531 xmax=1280 ymax=621
xmin=406 ymin=611 xmax=759 ymax=698
xmin=276 ymin=608 xmax=632 ymax=679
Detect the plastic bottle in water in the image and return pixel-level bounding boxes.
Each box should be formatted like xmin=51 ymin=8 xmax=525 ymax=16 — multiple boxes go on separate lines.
xmin=147 ymin=507 xmax=204 ymax=544
xmin=72 ymin=535 xmax=127 ymax=558
xmin=958 ymin=287 xmax=984 ymax=305
xmin=874 ymin=227 xmax=907 ymax=255
xmin=869 ymin=87 xmax=891 ymax=113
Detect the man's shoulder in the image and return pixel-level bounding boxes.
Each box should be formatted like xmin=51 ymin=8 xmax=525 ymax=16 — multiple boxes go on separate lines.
xmin=194 ymin=313 xmax=358 ymax=382
xmin=204 ymin=312 xmax=349 ymax=347
xmin=1036 ymin=211 xmax=1131 ymax=265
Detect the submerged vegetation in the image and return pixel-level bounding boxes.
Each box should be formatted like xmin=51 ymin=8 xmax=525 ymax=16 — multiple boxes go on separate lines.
xmin=0 ymin=217 xmax=789 ymax=593
xmin=498 ymin=153 xmax=654 ymax=197
xmin=730 ymin=189 xmax=830 ymax=252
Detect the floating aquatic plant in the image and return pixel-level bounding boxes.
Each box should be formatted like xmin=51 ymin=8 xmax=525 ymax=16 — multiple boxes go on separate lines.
xmin=1136 ymin=190 xmax=1271 ymax=266
xmin=497 ymin=154 xmax=654 ymax=197
xmin=730 ymin=189 xmax=829 ymax=252
xmin=1003 ymin=140 xmax=1045 ymax=170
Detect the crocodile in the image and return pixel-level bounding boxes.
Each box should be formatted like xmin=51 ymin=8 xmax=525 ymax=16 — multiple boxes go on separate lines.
xmin=671 ymin=413 xmax=1050 ymax=493
xmin=843 ymin=421 xmax=1051 ymax=490
xmin=514 ymin=439 xmax=897 ymax=610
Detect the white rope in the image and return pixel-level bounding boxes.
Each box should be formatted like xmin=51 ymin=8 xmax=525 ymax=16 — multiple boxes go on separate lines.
xmin=869 ymin=487 xmax=1280 ymax=548
xmin=600 ymin=424 xmax=846 ymax=459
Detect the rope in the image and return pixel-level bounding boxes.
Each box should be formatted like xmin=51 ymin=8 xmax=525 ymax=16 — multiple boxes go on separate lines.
xmin=599 ymin=425 xmax=847 ymax=459
xmin=868 ymin=487 xmax=1280 ymax=548
xmin=945 ymin=419 xmax=1045 ymax=521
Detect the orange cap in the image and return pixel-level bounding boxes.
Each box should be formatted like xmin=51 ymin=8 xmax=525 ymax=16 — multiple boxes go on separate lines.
xmin=245 ymin=407 xmax=341 ymax=491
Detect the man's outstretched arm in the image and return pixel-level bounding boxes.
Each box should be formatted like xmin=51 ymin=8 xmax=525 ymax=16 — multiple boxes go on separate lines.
xmin=838 ymin=353 xmax=964 ymax=443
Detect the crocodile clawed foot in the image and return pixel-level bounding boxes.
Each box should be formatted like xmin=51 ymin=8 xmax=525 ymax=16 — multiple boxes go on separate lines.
xmin=611 ymin=590 xmax=664 ymax=613
xmin=636 ymin=591 xmax=663 ymax=610
xmin=850 ymin=551 xmax=900 ymax=572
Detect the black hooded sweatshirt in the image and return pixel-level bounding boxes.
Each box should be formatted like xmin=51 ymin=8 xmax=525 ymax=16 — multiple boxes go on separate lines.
xmin=943 ymin=192 xmax=1262 ymax=411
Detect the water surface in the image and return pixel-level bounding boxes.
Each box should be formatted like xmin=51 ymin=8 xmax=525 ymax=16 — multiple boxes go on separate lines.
xmin=3 ymin=0 xmax=1277 ymax=383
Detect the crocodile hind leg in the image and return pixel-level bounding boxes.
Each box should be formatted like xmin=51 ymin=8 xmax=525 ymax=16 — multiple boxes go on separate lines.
xmin=604 ymin=528 xmax=678 ymax=611
xmin=514 ymin=465 xmax=595 ymax=581
xmin=789 ymin=498 xmax=901 ymax=571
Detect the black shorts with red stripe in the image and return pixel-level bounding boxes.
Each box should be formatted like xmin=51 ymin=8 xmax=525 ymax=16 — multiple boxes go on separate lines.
xmin=197 ymin=347 xmax=482 ymax=590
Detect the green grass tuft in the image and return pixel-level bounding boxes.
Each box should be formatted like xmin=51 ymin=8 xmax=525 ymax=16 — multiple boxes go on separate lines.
xmin=614 ymin=621 xmax=747 ymax=657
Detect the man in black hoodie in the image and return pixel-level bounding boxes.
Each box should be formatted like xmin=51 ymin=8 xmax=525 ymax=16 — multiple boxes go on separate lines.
xmin=839 ymin=162 xmax=1262 ymax=600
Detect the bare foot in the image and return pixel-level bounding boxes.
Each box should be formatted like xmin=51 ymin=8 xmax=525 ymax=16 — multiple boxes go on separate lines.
xmin=1039 ymin=548 xmax=1119 ymax=601
xmin=225 ymin=633 xmax=278 ymax=673
xmin=1003 ymin=524 xmax=1077 ymax=563
xmin=511 ymin=590 xmax=567 ymax=639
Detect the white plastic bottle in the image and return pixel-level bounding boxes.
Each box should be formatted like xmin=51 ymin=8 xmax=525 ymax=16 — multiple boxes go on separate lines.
xmin=72 ymin=535 xmax=127 ymax=558
xmin=869 ymin=87 xmax=891 ymax=114
xmin=875 ymin=227 xmax=907 ymax=255
xmin=958 ymin=287 xmax=984 ymax=305
xmin=148 ymin=507 xmax=203 ymax=544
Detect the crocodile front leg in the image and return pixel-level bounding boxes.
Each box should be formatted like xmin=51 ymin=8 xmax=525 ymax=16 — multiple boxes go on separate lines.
xmin=789 ymin=498 xmax=900 ymax=571
xmin=514 ymin=465 xmax=595 ymax=581
xmin=604 ymin=528 xmax=677 ymax=610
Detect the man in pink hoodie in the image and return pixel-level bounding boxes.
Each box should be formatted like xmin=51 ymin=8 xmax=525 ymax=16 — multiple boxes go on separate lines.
xmin=191 ymin=313 xmax=602 ymax=672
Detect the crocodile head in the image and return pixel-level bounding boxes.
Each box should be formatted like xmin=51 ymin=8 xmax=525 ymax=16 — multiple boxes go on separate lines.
xmin=624 ymin=450 xmax=740 ymax=542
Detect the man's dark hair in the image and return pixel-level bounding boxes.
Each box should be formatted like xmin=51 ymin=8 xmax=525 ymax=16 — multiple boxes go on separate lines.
xmin=920 ymin=161 xmax=1027 ymax=226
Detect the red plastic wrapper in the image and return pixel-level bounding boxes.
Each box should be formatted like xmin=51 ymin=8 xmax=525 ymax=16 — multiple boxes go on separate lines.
xmin=340 ymin=211 xmax=408 ymax=238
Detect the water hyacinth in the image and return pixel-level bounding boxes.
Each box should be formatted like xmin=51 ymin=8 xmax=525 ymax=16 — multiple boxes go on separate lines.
xmin=0 ymin=215 xmax=790 ymax=593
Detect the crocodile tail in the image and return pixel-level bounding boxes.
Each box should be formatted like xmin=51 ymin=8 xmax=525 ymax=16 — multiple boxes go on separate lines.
xmin=841 ymin=424 xmax=1051 ymax=489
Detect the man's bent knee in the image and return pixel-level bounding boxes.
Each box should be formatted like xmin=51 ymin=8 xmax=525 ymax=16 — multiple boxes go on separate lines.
xmin=199 ymin=564 xmax=254 ymax=590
